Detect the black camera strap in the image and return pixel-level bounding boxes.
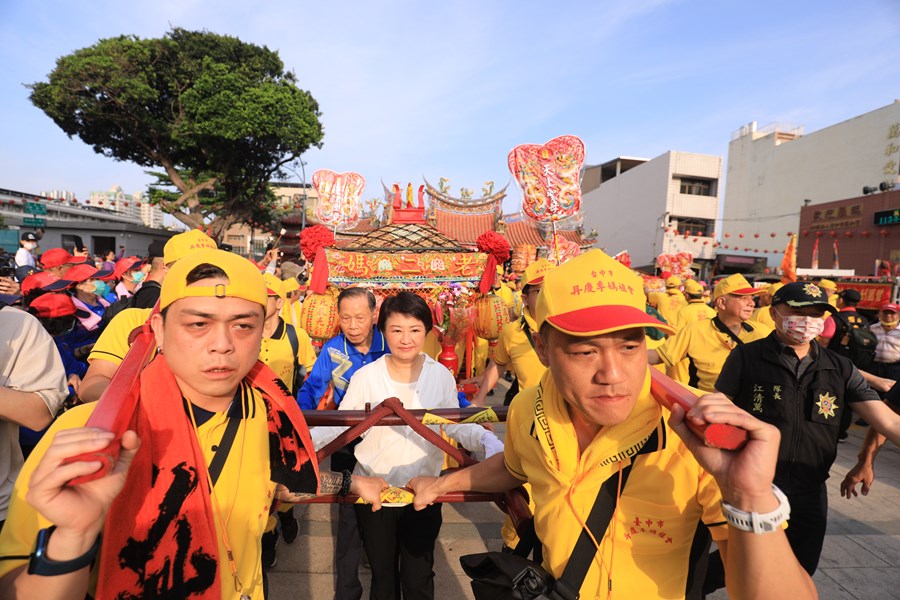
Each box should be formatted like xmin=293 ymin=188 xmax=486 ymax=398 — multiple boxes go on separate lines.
xmin=208 ymin=416 xmax=240 ymax=487
xmin=552 ymin=425 xmax=661 ymax=600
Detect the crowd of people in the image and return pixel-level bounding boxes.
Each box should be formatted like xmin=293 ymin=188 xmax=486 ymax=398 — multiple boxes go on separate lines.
xmin=0 ymin=226 xmax=897 ymax=599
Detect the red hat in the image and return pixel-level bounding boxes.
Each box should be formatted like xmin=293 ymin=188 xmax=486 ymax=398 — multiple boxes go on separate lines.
xmin=63 ymin=263 xmax=113 ymax=283
xmin=40 ymin=248 xmax=84 ymax=269
xmin=109 ymin=256 xmax=145 ymax=281
xmin=21 ymin=272 xmax=72 ymax=295
xmin=881 ymin=303 xmax=900 ymax=313
xmin=28 ymin=293 xmax=76 ymax=318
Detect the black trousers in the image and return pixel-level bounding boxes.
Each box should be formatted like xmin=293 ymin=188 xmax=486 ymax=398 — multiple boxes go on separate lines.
xmin=354 ymin=503 xmax=443 ymax=600
xmin=333 ymin=442 xmax=363 ymax=600
xmin=703 ymin=483 xmax=828 ymax=594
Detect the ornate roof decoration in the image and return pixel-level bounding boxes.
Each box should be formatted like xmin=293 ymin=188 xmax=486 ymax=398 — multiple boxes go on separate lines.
xmin=348 ymin=222 xmax=466 ymax=252
xmin=423 ymin=178 xmax=509 ymax=214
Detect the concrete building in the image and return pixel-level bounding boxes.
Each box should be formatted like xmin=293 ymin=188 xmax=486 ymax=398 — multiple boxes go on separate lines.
xmin=723 ymin=100 xmax=900 ymax=265
xmin=580 ymin=151 xmax=722 ymax=270
xmin=88 ymin=185 xmax=164 ymax=229
xmin=0 ymin=187 xmax=172 ymax=258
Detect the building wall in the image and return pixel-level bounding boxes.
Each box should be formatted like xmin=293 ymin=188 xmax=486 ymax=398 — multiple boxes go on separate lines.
xmin=724 ymin=101 xmax=900 ymax=265
xmin=797 ymin=190 xmax=900 ymax=275
xmin=581 ymin=151 xmax=721 ymax=267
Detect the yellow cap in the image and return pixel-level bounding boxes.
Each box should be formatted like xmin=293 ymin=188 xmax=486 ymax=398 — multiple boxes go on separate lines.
xmin=536 ymin=249 xmax=675 ymax=337
xmin=163 ymin=230 xmax=217 ymax=265
xmin=665 ymin=275 xmax=682 ymax=289
xmin=524 ymin=258 xmax=554 ymax=286
xmin=767 ymin=282 xmax=784 ymax=296
xmin=683 ymin=279 xmax=703 ymax=295
xmin=280 ymin=277 xmax=300 ymax=295
xmin=160 ymin=249 xmax=267 ymax=310
xmin=262 ymin=273 xmax=285 ymax=299
xmin=712 ymin=274 xmax=764 ymax=300
xmin=816 ymin=278 xmax=837 ymax=291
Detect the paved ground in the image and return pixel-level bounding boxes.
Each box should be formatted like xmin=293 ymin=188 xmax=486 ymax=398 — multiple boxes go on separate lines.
xmin=269 ymin=384 xmax=900 ymax=599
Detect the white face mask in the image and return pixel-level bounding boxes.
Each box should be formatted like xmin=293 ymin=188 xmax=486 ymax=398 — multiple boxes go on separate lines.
xmin=23 ymin=242 xmax=36 ymax=251
xmin=776 ymin=308 xmax=825 ymax=344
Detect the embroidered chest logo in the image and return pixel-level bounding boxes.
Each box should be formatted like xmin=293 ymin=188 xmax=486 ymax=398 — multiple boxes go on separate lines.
xmin=816 ymin=392 xmax=838 ymax=418
xmin=624 ymin=516 xmax=673 ymax=544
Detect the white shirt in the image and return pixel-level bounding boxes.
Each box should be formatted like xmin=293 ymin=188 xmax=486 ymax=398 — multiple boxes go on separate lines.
xmin=0 ymin=307 xmax=68 ymax=519
xmin=871 ymin=321 xmax=900 ymax=364
xmin=311 ymin=354 xmax=495 ymax=487
xmin=14 ymin=247 xmax=35 ymax=268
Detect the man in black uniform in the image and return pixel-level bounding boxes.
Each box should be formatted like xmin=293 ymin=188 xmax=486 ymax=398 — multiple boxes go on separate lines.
xmin=714 ymin=281 xmax=900 ymax=575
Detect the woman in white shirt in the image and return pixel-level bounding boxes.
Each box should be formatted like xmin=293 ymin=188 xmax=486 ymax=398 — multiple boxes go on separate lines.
xmin=312 ymin=291 xmax=502 ymax=600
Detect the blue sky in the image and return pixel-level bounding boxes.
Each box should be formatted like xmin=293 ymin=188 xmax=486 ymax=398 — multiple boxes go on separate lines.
xmin=1 ymin=0 xmax=899 ymax=216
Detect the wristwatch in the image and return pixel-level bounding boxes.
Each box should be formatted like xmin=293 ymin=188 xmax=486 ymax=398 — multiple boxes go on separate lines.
xmin=28 ymin=526 xmax=101 ymax=576
xmin=721 ymin=484 xmax=791 ymax=534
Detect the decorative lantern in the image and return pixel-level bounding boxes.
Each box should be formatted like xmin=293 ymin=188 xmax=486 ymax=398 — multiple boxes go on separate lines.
xmin=829 ymin=231 xmax=838 ymax=238
xmin=473 ymin=294 xmax=510 ymax=348
xmin=844 ymin=231 xmax=854 ymax=238
xmin=739 ymin=233 xmax=744 ymax=238
xmin=754 ymin=233 xmax=760 ymax=238
xmin=880 ymin=229 xmax=890 ymax=238
xmin=300 ymin=288 xmax=340 ymax=344
xmin=861 ymin=230 xmax=871 ymax=238
xmin=770 ymin=232 xmax=776 ymax=237
xmin=724 ymin=233 xmax=730 ymax=238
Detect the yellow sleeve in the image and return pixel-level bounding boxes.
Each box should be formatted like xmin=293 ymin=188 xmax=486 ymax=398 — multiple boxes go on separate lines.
xmin=492 ymin=322 xmax=516 ymax=366
xmin=88 ymin=308 xmax=153 ymax=366
xmin=657 ymin=324 xmax=692 ymax=368
xmin=295 ymin=328 xmax=317 ymax=372
xmin=502 ymin=391 xmax=530 ymax=481
xmin=0 ymin=404 xmax=97 ymax=579
xmin=697 ymin=462 xmax=728 ymax=543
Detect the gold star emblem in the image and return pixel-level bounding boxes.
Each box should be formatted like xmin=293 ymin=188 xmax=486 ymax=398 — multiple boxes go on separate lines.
xmin=816 ymin=392 xmax=838 ymax=418
xmin=804 ymin=283 xmax=823 ymax=298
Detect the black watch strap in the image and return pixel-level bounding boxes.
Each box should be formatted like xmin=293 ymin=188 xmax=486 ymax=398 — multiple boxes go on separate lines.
xmin=28 ymin=526 xmax=101 ymax=576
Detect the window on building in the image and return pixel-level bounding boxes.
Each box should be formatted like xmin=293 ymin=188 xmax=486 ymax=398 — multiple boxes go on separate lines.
xmin=672 ymin=217 xmax=714 ymax=237
xmin=678 ymin=177 xmax=716 ymax=197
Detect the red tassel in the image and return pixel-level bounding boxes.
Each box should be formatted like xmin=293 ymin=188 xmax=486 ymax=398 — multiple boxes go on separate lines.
xmin=310 ymin=247 xmax=330 ymax=294
xmin=479 ymin=255 xmax=498 ymax=295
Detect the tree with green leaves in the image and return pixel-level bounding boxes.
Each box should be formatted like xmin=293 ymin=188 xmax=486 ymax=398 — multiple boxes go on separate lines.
xmin=29 ymin=28 xmax=324 ymax=239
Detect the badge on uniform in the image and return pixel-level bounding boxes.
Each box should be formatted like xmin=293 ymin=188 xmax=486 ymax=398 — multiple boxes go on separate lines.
xmin=816 ymin=392 xmax=838 ymax=418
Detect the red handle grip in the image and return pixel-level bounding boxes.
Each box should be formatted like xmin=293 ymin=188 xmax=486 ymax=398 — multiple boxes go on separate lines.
xmin=649 ymin=369 xmax=748 ymax=450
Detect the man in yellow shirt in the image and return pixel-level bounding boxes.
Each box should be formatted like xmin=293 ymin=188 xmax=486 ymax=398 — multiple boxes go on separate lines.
xmin=673 ymin=279 xmax=716 ymax=332
xmin=649 ymin=273 xmax=771 ymax=392
xmin=79 ymin=229 xmax=218 ymax=403
xmin=655 ymin=275 xmax=688 ymax=326
xmin=750 ymin=282 xmax=782 ymax=329
xmin=0 ymin=249 xmax=388 ymax=599
xmin=408 ymin=250 xmax=815 ymax=599
xmin=471 ymin=259 xmax=553 ymax=406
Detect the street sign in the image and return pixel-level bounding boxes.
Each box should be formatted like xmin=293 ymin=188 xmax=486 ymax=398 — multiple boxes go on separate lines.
xmin=24 ymin=202 xmax=47 ymax=215
xmin=23 ymin=217 xmax=46 ymax=227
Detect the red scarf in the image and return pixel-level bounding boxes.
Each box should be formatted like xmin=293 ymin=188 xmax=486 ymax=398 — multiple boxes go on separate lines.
xmin=94 ymin=355 xmax=319 ymax=599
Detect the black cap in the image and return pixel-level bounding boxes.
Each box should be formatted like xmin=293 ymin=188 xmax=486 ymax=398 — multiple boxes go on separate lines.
xmin=14 ymin=265 xmax=37 ymax=282
xmin=838 ymin=289 xmax=862 ymax=303
xmin=147 ymin=240 xmax=166 ymax=260
xmin=21 ymin=232 xmax=37 ymax=242
xmin=771 ymin=282 xmax=837 ymax=313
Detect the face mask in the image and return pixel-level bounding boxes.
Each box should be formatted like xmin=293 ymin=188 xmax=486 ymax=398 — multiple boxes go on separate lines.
xmin=776 ymin=309 xmax=825 ymax=344
xmin=131 ymin=271 xmax=146 ymax=284
xmin=93 ymin=280 xmax=111 ymax=298
xmin=24 ymin=242 xmax=36 ymax=251
xmin=880 ymin=318 xmax=899 ymax=331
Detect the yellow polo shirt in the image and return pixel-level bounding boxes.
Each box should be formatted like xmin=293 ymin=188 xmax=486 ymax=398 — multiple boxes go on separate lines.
xmin=88 ymin=307 xmax=154 ymax=366
xmin=0 ymin=384 xmax=275 ymax=600
xmin=657 ymin=318 xmax=772 ymax=392
xmin=673 ymin=300 xmax=716 ymax=332
xmin=750 ymin=306 xmax=775 ymax=330
xmin=504 ymin=372 xmax=727 ymax=599
xmin=280 ymin=299 xmax=303 ymax=329
xmin=259 ymin=319 xmax=316 ymax=389
xmin=493 ymin=311 xmax=546 ymax=390
xmin=656 ymin=290 xmax=687 ymax=325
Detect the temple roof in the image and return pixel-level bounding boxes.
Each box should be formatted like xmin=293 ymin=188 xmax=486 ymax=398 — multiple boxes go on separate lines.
xmin=434 ymin=208 xmax=496 ymax=247
xmin=348 ymin=222 xmax=466 ymax=252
